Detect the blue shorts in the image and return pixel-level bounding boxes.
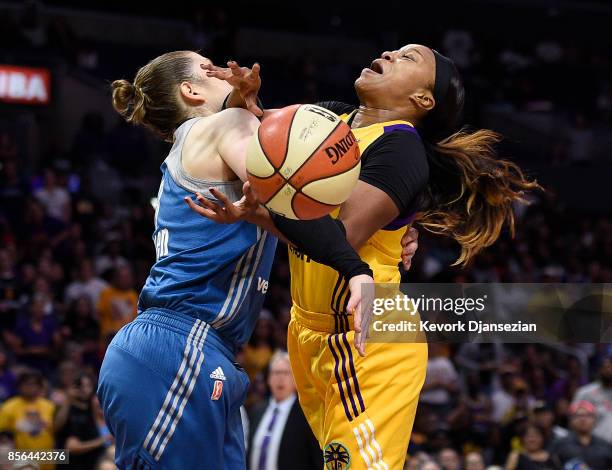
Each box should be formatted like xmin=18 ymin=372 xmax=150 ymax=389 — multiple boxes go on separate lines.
xmin=97 ymin=309 xmax=249 ymax=470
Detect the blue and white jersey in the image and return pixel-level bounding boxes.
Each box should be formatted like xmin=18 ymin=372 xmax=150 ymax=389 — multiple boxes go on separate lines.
xmin=138 ymin=118 xmax=277 ymax=348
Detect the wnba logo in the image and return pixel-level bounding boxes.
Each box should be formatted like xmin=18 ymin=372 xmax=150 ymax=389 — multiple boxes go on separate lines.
xmin=211 ymin=380 xmax=223 ymax=401
xmin=324 ymin=442 xmax=351 ymax=470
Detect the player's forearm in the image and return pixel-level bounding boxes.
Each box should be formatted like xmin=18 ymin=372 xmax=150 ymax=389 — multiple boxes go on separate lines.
xmin=270 ymin=214 xmax=373 ymax=279
xmin=245 ymin=205 xmax=371 ymax=278
xmin=245 ymin=205 xmax=289 ymax=243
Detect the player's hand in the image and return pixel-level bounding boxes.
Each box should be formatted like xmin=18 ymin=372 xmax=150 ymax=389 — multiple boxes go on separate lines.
xmin=202 ymin=61 xmax=263 ymax=116
xmin=185 ymin=181 xmax=260 ymax=224
xmin=347 ymin=273 xmax=375 ymax=357
xmin=400 ymin=226 xmax=419 ymax=271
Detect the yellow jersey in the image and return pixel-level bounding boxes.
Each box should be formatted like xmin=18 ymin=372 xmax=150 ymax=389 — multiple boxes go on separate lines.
xmin=289 ymin=112 xmax=417 ymax=332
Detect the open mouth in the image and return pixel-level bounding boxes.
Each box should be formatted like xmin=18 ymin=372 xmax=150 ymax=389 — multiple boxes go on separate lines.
xmin=369 ymin=60 xmax=384 ymax=74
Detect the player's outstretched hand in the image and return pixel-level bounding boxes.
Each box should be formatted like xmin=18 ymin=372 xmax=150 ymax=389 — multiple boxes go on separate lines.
xmin=184 ymin=181 xmax=260 ymax=224
xmin=400 ymin=226 xmax=419 ymax=271
xmin=202 ymin=61 xmax=263 ymax=117
xmin=347 ymin=273 xmax=375 ymax=357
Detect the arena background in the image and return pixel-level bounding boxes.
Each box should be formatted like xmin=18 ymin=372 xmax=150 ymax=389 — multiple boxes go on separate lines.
xmin=0 ymin=1 xmax=611 ymax=469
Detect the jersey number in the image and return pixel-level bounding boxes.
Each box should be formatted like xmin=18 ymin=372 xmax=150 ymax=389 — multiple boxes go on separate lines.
xmin=154 ymin=228 xmax=169 ymax=260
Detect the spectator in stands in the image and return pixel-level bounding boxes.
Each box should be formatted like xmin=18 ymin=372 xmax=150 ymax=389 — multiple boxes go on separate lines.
xmin=0 ymin=371 xmax=55 ymax=461
xmin=571 ymin=356 xmax=612 ymax=444
xmin=94 ymin=238 xmax=128 ymax=279
xmin=437 ymin=447 xmax=461 ymax=470
xmin=34 ymin=168 xmax=71 ymax=223
xmin=21 ymin=199 xmax=67 ymax=259
xmin=549 ymin=357 xmax=586 ymax=403
xmin=0 ymin=248 xmax=19 ymax=329
xmin=505 ymin=424 xmax=560 ymax=469
xmin=550 ymin=400 xmax=612 ymax=469
xmin=63 ymin=296 xmax=100 ymax=365
xmin=97 ymin=266 xmax=137 ymax=345
xmin=419 ymin=344 xmax=459 ymax=417
xmin=243 ymin=311 xmax=276 ymax=381
xmin=49 ymin=360 xmax=78 ymax=407
xmin=5 ymin=298 xmax=61 ymax=375
xmin=464 ymin=452 xmax=485 ymax=470
xmin=532 ymin=401 xmax=568 ymax=449
xmin=55 ymin=372 xmax=112 ymax=469
xmin=65 ymin=259 xmax=108 ymax=307
xmin=491 ymin=368 xmax=518 ymax=424
xmin=0 ymin=348 xmax=16 ymax=402
xmin=247 ymin=351 xmax=320 ymax=470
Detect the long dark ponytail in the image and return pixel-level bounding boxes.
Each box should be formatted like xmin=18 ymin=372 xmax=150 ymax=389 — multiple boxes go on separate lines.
xmin=416 ymin=57 xmax=541 ymax=266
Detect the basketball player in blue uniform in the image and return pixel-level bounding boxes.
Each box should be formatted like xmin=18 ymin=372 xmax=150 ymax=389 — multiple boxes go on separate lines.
xmin=96 ymin=51 xmax=411 ymax=469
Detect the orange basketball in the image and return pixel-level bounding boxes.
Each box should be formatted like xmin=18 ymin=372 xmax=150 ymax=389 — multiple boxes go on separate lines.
xmin=246 ymin=104 xmax=361 ymax=220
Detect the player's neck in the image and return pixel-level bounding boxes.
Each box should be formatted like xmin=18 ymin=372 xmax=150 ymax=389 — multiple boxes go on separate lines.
xmin=352 ymin=105 xmax=412 ymax=128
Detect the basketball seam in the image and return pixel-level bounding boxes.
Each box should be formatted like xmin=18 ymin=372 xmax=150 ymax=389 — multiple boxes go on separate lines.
xmin=287 ymin=119 xmax=343 ymax=188
xmin=291 ymin=191 xmax=338 ymax=219
xmin=252 ymin=108 xmax=301 ymax=204
xmin=254 ymin=108 xmax=357 ymax=217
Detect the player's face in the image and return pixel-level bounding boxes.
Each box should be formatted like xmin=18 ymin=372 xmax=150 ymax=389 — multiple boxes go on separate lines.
xmin=355 ymin=44 xmax=435 ymax=110
xmin=186 ymin=52 xmax=232 ymax=97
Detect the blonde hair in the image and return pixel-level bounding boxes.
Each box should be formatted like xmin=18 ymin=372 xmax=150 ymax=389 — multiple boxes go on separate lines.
xmin=111 ymin=50 xmax=198 ymax=142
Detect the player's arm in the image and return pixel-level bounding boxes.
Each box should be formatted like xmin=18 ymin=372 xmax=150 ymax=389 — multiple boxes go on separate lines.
xmin=190 ymin=108 xmax=373 ymax=281
xmin=257 ymin=131 xmax=428 ymax=252
xmin=339 ymin=131 xmax=428 ymax=249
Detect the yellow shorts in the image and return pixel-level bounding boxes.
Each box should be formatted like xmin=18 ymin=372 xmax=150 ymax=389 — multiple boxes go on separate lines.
xmin=288 ymin=304 xmax=428 ymax=470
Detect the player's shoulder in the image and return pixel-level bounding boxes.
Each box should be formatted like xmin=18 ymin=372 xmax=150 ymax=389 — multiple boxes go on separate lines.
xmin=366 ymin=125 xmax=427 ymax=158
xmin=191 ymin=108 xmax=259 ymax=138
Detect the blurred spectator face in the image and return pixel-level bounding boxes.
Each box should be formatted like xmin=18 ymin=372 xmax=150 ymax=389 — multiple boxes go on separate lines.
xmin=438 ymin=448 xmax=460 ymax=470
xmin=267 ymin=355 xmax=295 ymax=402
xmin=522 ymin=425 xmax=544 ymax=452
xmin=29 ymin=298 xmax=45 ymax=321
xmin=58 ymin=361 xmax=77 ymax=388
xmin=534 ymin=407 xmax=555 ymax=431
xmin=421 ymin=462 xmax=442 ymax=470
xmin=464 ymin=452 xmax=485 ymax=470
xmin=0 ymin=249 xmax=13 ymax=272
xmin=43 ymin=168 xmax=57 ymax=188
xmin=114 ymin=266 xmax=133 ymax=290
xmin=74 ymin=374 xmax=95 ymax=403
xmin=599 ymin=357 xmax=612 ymax=386
xmin=570 ymin=402 xmax=597 ymax=434
xmin=75 ymin=296 xmax=92 ymax=317
xmin=80 ymin=260 xmax=94 ymax=280
xmin=19 ymin=375 xmax=42 ymax=401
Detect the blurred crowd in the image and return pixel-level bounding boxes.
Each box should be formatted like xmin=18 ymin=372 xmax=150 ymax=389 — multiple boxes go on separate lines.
xmin=1 ymin=1 xmax=612 ymax=469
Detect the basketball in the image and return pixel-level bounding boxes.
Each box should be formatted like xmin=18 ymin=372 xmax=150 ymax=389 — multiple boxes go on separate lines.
xmin=246 ymin=104 xmax=361 ymax=219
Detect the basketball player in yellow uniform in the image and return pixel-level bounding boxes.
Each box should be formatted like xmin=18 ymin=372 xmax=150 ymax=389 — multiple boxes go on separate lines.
xmin=192 ymin=45 xmax=539 ymax=469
